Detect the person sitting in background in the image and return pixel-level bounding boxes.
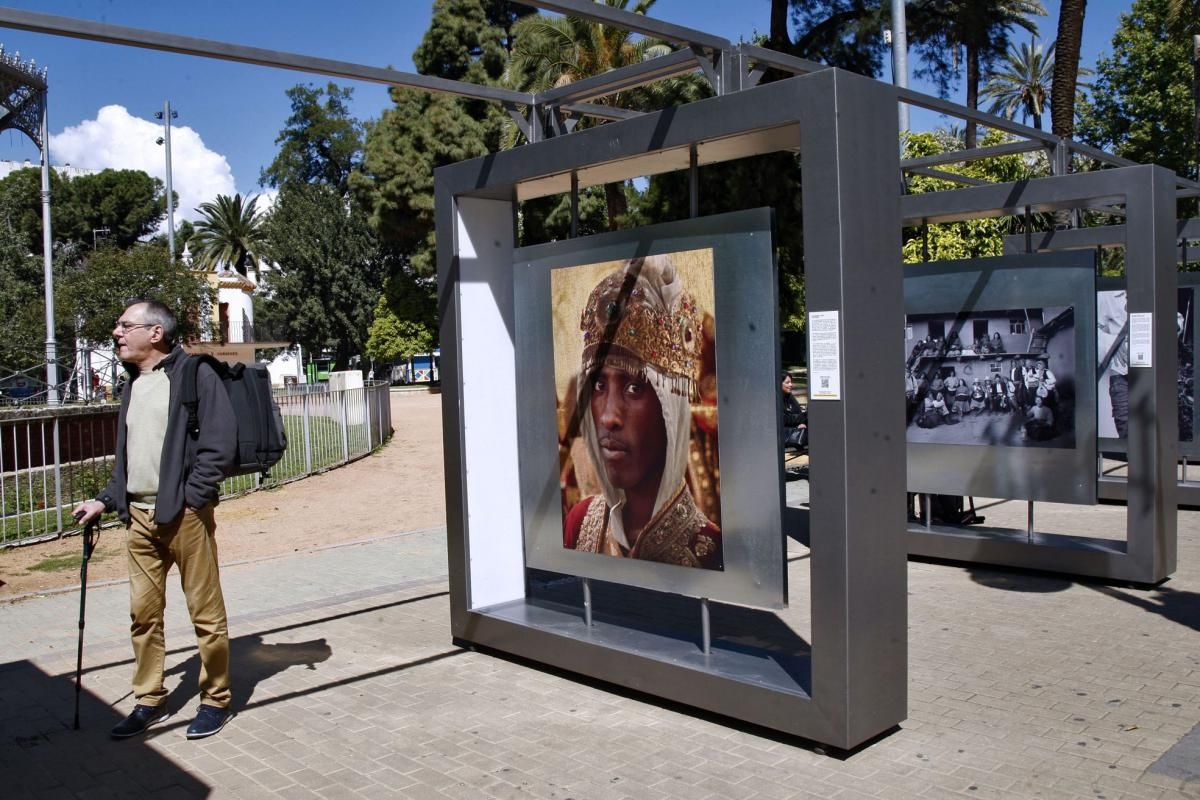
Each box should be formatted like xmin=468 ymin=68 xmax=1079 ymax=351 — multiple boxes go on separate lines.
xmin=921 ymin=389 xmax=951 ymax=427
xmin=992 ymin=332 xmax=1005 ymax=353
xmin=969 ymin=380 xmax=987 ymax=413
xmin=781 ymin=372 xmax=807 ymax=452
xmin=1024 ymin=395 xmax=1055 ymax=440
xmin=954 ymin=376 xmax=971 ymax=416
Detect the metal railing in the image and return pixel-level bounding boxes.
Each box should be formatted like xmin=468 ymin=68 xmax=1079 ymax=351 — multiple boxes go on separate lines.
xmin=0 ymin=380 xmax=393 ymax=547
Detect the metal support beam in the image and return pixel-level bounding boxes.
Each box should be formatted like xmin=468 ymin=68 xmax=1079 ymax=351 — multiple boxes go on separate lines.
xmin=900 ymin=139 xmax=1045 ymax=170
xmin=735 ymin=44 xmax=828 ymax=77
xmin=0 ymin=5 xmax=529 ymax=104
xmin=906 ymin=166 xmax=990 ymax=187
xmin=897 ymin=87 xmax=1058 ymax=146
xmin=555 ymin=101 xmax=642 ymax=122
xmin=534 ymin=48 xmax=699 ymax=106
xmin=524 ymin=0 xmax=731 ymax=51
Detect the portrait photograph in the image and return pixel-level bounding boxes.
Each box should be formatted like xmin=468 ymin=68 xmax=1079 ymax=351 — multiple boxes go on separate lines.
xmin=1097 ymin=287 xmax=1194 ymax=443
xmin=905 ymin=306 xmax=1077 ymax=449
xmin=550 ymin=250 xmax=723 ymax=571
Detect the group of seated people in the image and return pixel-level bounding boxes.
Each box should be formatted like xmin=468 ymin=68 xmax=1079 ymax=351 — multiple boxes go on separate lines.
xmin=906 ymin=357 xmax=1060 ymax=441
xmin=909 ymin=331 xmax=1007 ymax=362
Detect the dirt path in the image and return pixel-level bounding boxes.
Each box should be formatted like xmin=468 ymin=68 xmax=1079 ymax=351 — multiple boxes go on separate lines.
xmin=0 ymin=391 xmax=446 ymax=599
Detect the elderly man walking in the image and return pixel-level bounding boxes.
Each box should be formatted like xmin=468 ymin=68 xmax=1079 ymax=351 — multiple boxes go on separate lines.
xmin=74 ymin=300 xmax=237 ymax=740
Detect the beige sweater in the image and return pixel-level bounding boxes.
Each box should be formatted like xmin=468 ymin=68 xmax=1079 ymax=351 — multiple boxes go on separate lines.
xmin=125 ymin=370 xmax=171 ymax=509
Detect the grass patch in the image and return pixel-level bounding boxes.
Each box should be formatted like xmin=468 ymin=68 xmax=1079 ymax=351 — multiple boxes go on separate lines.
xmin=27 ymin=548 xmax=112 ymax=573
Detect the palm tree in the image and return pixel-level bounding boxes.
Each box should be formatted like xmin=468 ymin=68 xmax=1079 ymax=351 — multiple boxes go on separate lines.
xmin=921 ymin=0 xmax=1046 ymax=148
xmin=190 ymin=194 xmax=268 ymax=276
xmin=982 ymin=39 xmax=1055 ymax=129
xmin=1050 ymin=0 xmax=1086 ymax=141
xmin=506 ymin=0 xmax=678 ymax=228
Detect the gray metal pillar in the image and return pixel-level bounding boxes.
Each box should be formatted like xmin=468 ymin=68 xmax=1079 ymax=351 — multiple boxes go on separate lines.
xmin=890 ymin=0 xmax=909 ymax=132
xmin=1125 ymin=165 xmax=1179 ymax=581
xmin=800 ymin=69 xmax=907 ymax=747
xmin=39 ymin=94 xmax=58 ymax=404
xmin=159 ymin=100 xmax=176 ymax=263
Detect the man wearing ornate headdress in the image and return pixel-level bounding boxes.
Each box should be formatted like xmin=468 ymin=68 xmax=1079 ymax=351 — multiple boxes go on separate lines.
xmin=562 ymin=255 xmax=723 ymax=570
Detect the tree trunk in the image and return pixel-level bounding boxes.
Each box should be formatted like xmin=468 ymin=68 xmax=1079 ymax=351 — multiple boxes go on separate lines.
xmin=1051 ymin=0 xmax=1087 ymax=142
xmin=770 ymin=0 xmax=791 ymax=51
xmin=965 ymin=46 xmax=979 ymax=150
xmin=1193 ymin=35 xmax=1199 ymax=181
xmin=604 ymin=182 xmax=627 ymax=231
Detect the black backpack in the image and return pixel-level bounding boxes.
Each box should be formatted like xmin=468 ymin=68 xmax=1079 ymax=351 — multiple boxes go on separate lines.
xmin=181 ymin=355 xmax=287 ymax=478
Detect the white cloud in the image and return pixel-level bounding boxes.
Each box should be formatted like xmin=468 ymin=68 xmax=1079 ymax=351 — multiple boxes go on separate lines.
xmin=50 ymin=105 xmax=237 ymax=228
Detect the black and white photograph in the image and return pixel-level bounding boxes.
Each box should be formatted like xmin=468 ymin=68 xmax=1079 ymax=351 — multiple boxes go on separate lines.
xmin=1097 ymin=287 xmax=1194 ymax=443
xmin=905 ymin=306 xmax=1077 ymax=448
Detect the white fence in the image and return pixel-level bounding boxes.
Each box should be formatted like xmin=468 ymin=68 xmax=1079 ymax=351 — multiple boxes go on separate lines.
xmin=0 ymin=381 xmax=393 ymax=547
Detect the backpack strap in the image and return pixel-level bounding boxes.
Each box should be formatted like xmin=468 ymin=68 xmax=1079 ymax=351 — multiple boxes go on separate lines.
xmin=181 ymin=354 xmax=220 ymax=437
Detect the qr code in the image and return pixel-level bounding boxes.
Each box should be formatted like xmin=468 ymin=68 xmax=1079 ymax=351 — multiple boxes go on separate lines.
xmin=820 ymin=377 xmax=830 ymax=388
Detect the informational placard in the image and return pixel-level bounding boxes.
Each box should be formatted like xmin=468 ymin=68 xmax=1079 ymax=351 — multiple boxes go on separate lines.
xmin=808 ymin=310 xmax=842 ymax=400
xmin=1129 ymin=312 xmax=1153 ymax=367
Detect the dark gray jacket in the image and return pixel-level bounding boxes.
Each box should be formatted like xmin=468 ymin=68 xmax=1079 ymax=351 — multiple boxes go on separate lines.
xmin=97 ymin=347 xmax=236 ymax=525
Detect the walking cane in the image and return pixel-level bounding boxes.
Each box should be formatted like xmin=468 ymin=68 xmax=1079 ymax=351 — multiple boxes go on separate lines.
xmin=73 ymin=520 xmax=98 ymax=730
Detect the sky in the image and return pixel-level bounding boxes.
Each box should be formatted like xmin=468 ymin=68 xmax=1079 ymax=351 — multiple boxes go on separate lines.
xmin=0 ymin=0 xmax=1135 ymax=224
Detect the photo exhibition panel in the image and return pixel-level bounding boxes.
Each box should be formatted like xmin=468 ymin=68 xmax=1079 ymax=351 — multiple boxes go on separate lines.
xmin=513 ymin=209 xmax=786 ymax=609
xmin=905 ymin=252 xmax=1098 ymax=504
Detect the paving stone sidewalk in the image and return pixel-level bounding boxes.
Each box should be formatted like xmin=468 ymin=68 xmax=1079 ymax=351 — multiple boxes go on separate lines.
xmin=1 ymin=505 xmax=1198 ymax=799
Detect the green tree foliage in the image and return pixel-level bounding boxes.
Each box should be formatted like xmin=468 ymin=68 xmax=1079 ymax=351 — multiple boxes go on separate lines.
xmin=914 ymin=0 xmax=1046 ymax=148
xmin=0 ymin=167 xmax=166 ymax=253
xmin=64 ymin=170 xmax=167 ymax=249
xmin=364 ymin=269 xmax=438 ymax=363
xmin=783 ymin=0 xmax=892 ymax=75
xmin=190 ymin=194 xmax=268 ymax=275
xmin=627 ymin=153 xmax=807 ymax=330
xmin=901 ymin=131 xmax=1049 ymax=262
xmin=354 ymin=90 xmax=491 ymax=276
xmin=981 ymin=38 xmax=1055 ymax=129
xmin=262 ymin=184 xmax=388 ymax=370
xmin=1077 ymin=0 xmax=1198 ymax=181
xmin=352 ymin=0 xmax=527 ymax=274
xmin=413 ymin=0 xmax=528 ymax=86
xmin=0 ymin=219 xmax=49 ymax=367
xmin=260 ymin=83 xmax=364 ymax=193
xmin=59 ymin=244 xmax=213 ymax=346
xmin=504 ymin=0 xmax=715 ymax=230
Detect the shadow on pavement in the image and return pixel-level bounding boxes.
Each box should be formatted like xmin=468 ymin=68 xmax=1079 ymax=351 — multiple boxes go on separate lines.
xmin=165 ymin=634 xmax=333 ymax=714
xmin=1084 ymin=583 xmax=1200 ymax=634
xmin=965 ymin=565 xmax=1074 ymax=593
xmin=0 ymin=659 xmax=211 ymax=797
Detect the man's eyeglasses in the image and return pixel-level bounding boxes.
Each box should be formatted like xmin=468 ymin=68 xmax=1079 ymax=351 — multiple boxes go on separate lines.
xmin=114 ymin=321 xmax=157 ymax=333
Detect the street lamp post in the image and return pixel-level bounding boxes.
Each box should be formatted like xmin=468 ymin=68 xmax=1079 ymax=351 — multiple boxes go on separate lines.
xmin=155 ymin=100 xmax=177 ymax=263
xmin=890 ymin=0 xmax=909 ymax=133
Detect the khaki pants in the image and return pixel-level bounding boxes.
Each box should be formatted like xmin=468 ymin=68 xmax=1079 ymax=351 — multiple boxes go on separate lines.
xmin=126 ymin=504 xmax=231 ymax=709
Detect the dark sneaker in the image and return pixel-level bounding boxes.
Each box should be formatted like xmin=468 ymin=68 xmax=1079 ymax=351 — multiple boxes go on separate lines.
xmin=111 ymin=704 xmax=169 ymax=739
xmin=185 ymin=705 xmax=231 ymax=740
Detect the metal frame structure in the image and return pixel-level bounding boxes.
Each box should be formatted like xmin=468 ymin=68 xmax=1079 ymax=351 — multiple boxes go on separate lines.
xmin=1 ymin=0 xmax=1189 ymax=742
xmin=902 ymin=166 xmax=1180 ymax=584
xmin=437 ymin=69 xmax=907 ymax=750
xmin=1003 ymin=224 xmax=1200 ymax=508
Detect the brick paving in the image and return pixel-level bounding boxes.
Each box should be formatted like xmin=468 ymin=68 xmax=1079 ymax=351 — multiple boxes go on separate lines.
xmin=1 ymin=500 xmax=1199 ymax=799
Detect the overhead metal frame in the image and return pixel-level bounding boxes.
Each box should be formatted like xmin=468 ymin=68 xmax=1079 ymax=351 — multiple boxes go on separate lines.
xmin=901 ymin=166 xmax=1179 ymax=584
xmin=436 ymin=68 xmax=907 ymax=751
